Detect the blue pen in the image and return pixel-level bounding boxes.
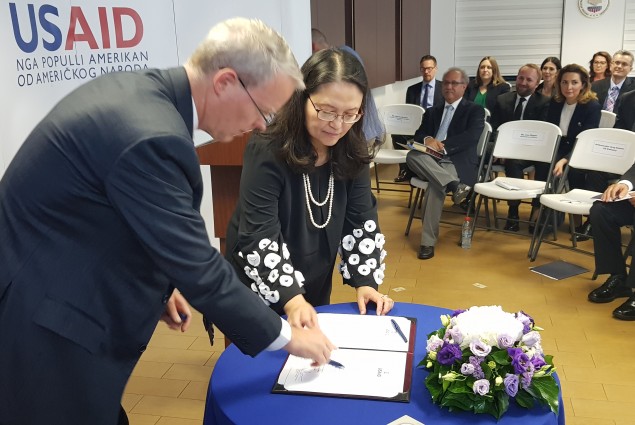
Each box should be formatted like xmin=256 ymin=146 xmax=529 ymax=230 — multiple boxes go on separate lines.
xmin=391 ymin=318 xmax=408 ymax=343
xmin=328 ymin=359 xmax=345 ymax=369
xmin=179 ymin=313 xmax=188 ymax=322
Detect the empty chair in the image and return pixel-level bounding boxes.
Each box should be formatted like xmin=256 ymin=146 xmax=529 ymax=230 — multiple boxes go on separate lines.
xmin=373 ymin=104 xmax=425 ymax=193
xmin=528 ymin=128 xmax=635 ymax=261
xmin=471 ymin=120 xmax=562 ymax=237
xmin=599 ymin=110 xmax=617 ymax=128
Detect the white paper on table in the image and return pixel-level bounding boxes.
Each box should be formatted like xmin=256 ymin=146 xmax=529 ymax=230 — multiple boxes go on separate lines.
xmin=316 ymin=313 xmax=412 ymax=351
xmin=276 ymin=348 xmax=408 ymax=399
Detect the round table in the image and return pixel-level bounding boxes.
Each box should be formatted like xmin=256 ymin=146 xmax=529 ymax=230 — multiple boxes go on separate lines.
xmin=205 ymin=302 xmax=564 ymax=425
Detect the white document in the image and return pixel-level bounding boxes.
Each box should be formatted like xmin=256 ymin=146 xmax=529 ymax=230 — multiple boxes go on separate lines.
xmin=274 ymin=313 xmax=415 ymax=401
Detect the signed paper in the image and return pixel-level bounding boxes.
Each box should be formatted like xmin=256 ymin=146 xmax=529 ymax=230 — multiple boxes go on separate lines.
xmin=317 ymin=313 xmax=412 ymax=351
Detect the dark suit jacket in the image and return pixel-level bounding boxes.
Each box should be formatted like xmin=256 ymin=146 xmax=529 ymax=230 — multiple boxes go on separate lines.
xmin=413 ymin=98 xmax=485 ymax=186
xmin=490 ymin=91 xmax=550 ymax=131
xmin=546 ymin=99 xmax=602 ymax=159
xmin=0 ymin=67 xmax=282 ymax=424
xmin=614 ymin=90 xmax=635 ymax=131
xmin=592 ymin=77 xmax=635 ymax=109
xmin=405 ymin=79 xmax=444 ymax=109
xmin=464 ymin=80 xmax=511 ymax=112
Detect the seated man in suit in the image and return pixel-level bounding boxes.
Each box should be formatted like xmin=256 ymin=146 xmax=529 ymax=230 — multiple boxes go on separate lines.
xmin=587 ymin=164 xmax=635 ymax=320
xmin=591 ymin=50 xmax=635 ymax=112
xmin=393 ymin=55 xmax=445 ymax=182
xmin=406 ymin=67 xmax=485 ymax=260
xmin=490 ymin=63 xmax=551 ymax=231
xmin=614 ymin=89 xmax=635 ymax=131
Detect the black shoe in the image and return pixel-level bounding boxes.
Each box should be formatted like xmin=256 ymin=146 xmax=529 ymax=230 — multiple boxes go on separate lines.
xmin=528 ymin=222 xmax=553 ymax=235
xmin=394 ymin=169 xmax=408 ymax=183
xmin=504 ymin=215 xmax=520 ymax=232
xmin=417 ymin=245 xmax=434 ymax=260
xmin=588 ymin=274 xmax=632 ymax=303
xmin=613 ymin=295 xmax=635 ymax=320
xmin=452 ymin=184 xmax=471 ymax=206
xmin=572 ymin=221 xmax=592 ymax=242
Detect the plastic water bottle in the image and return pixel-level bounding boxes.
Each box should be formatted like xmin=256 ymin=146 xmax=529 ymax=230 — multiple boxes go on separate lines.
xmin=461 ymin=217 xmax=472 ymax=249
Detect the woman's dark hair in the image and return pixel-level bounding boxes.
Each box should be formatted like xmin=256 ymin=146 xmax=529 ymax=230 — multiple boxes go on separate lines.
xmin=553 ymin=63 xmax=598 ymax=104
xmin=540 ymin=56 xmax=562 ymax=71
xmin=263 ymin=47 xmax=371 ymax=179
xmin=589 ymin=51 xmax=612 ymax=81
xmin=475 ymin=56 xmax=506 ymax=87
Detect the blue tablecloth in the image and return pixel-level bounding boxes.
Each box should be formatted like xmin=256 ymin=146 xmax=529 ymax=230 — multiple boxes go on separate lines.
xmin=204 ymin=302 xmax=564 ymax=425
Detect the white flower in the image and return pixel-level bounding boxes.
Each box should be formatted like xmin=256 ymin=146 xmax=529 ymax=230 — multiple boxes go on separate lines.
xmin=373 ymin=269 xmax=384 ymax=285
xmin=282 ymin=243 xmax=290 ymax=260
xmin=246 ymin=251 xmax=260 ymax=267
xmin=282 ymin=263 xmax=294 ymax=274
xmin=452 ymin=306 xmax=524 ymax=350
xmin=258 ymin=238 xmax=271 ymax=250
xmin=365 ymin=258 xmax=377 ymax=269
xmin=341 ymin=263 xmax=351 ymax=279
xmin=358 ymin=238 xmax=376 ymax=255
xmin=267 ymin=269 xmax=279 ymax=283
xmin=364 ymin=220 xmax=377 ymax=232
xmin=357 ymin=265 xmax=371 ymax=276
xmin=342 ymin=235 xmax=356 ymax=251
xmin=268 ymin=241 xmax=279 ymax=252
xmin=263 ymin=252 xmax=281 ymax=269
xmin=375 ymin=233 xmax=385 ymax=249
xmin=294 ymin=270 xmax=305 ymax=287
xmin=279 ymin=275 xmax=294 ymax=287
xmin=522 ymin=331 xmax=541 ymax=347
xmin=426 ymin=335 xmax=443 ymax=352
xmin=348 ymin=254 xmax=360 ymax=265
xmin=353 ymin=228 xmax=363 ymax=238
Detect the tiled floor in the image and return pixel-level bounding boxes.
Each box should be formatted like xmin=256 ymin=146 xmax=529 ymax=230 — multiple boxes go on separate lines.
xmin=123 ymin=165 xmax=635 ymax=425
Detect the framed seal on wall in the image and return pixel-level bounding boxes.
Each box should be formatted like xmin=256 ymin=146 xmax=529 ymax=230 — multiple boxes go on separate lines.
xmin=578 ymin=0 xmax=610 ymax=18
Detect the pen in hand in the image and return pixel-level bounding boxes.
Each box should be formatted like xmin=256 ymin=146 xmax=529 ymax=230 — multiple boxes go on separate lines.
xmin=391 ymin=318 xmax=408 ymax=343
xmin=328 ymin=359 xmax=345 ymax=369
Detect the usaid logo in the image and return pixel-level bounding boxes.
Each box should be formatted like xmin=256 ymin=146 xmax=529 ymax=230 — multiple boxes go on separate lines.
xmin=9 ymin=3 xmax=143 ymax=53
xmin=578 ymin=0 xmax=609 ymax=18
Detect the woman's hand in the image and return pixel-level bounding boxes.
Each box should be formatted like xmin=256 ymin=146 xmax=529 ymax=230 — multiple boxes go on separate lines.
xmin=553 ymin=158 xmax=568 ymax=177
xmin=356 ymin=286 xmax=394 ymax=316
xmin=283 ymin=294 xmax=319 ymax=329
xmin=160 ymin=289 xmax=192 ymax=332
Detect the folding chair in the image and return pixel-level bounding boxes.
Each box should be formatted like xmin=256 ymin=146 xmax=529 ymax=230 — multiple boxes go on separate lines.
xmin=471 ymin=120 xmax=562 ymax=238
xmin=372 ymin=104 xmax=425 ymax=193
xmin=528 ymin=128 xmax=635 ymax=261
xmin=404 ymin=121 xmax=492 ymax=235
xmin=599 ymin=110 xmax=617 ymax=128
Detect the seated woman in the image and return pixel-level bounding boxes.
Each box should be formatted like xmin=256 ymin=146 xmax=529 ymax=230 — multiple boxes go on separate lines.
xmin=530 ymin=63 xmax=601 ymax=233
xmin=536 ymin=57 xmax=562 ymax=98
xmin=464 ymin=56 xmax=510 ymax=112
xmin=589 ymin=51 xmax=612 ymax=83
xmin=225 ymin=48 xmax=393 ymax=329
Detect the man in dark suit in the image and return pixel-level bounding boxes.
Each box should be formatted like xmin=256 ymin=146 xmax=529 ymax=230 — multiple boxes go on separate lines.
xmin=0 ymin=18 xmax=335 ymax=425
xmin=406 ymin=67 xmax=485 ymax=259
xmin=587 ymin=164 xmax=635 ymax=320
xmin=591 ymin=50 xmax=635 ymax=112
xmin=614 ymin=89 xmax=635 ymax=131
xmin=490 ymin=64 xmax=550 ymax=231
xmin=393 ymin=55 xmax=444 ymax=182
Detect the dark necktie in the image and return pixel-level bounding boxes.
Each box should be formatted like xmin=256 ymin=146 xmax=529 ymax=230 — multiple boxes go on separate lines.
xmin=421 ymin=84 xmax=430 ymax=109
xmin=513 ymin=97 xmax=526 ymax=120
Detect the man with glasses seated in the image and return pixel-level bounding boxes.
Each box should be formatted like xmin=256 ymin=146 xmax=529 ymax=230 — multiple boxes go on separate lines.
xmin=591 ymin=50 xmax=635 ymax=112
xmin=406 ymin=68 xmax=485 ymax=260
xmin=393 ymin=55 xmax=445 ymax=182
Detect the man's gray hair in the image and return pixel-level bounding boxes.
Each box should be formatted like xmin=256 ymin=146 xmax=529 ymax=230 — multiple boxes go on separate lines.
xmin=613 ymin=49 xmax=635 ymax=65
xmin=186 ymin=18 xmax=304 ymax=90
xmin=443 ymin=67 xmax=469 ymax=84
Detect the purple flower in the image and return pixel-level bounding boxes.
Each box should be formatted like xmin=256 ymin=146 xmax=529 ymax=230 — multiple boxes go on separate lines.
xmin=451 ymin=309 xmax=466 ymax=317
xmin=473 ymin=379 xmax=490 ymax=396
xmin=469 ymin=340 xmax=492 ymax=357
xmin=460 ymin=363 xmax=475 ymax=375
xmin=521 ymin=370 xmax=534 ymax=389
xmin=522 ymin=331 xmax=541 ymax=347
xmin=530 ymin=355 xmax=546 ymax=369
xmin=497 ymin=334 xmax=515 ymax=348
xmin=504 ymin=373 xmax=519 ymax=397
xmin=446 ymin=327 xmax=464 ymax=345
xmin=437 ymin=342 xmax=463 ymax=366
xmin=516 ymin=311 xmax=535 ymax=334
xmin=468 ymin=355 xmax=485 ymax=378
xmin=508 ymin=347 xmax=530 ymax=374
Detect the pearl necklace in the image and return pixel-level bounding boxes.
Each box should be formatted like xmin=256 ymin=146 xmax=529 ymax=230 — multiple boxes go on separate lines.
xmin=303 ymin=170 xmax=334 ymax=229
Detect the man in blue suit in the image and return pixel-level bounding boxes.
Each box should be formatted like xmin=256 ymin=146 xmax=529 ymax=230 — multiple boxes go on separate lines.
xmin=0 ymin=18 xmax=334 ymax=425
xmin=406 ymin=67 xmax=484 ymax=260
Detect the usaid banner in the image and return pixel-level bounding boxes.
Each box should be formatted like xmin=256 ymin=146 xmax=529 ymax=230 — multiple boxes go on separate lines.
xmin=0 ymin=1 xmax=178 ymax=177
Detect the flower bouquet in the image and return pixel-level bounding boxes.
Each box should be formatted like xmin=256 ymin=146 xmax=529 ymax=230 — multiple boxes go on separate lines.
xmin=420 ymin=306 xmax=559 ymax=419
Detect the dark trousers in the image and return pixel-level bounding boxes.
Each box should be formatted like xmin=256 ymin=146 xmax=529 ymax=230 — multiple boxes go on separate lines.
xmin=590 ymin=200 xmax=635 ymax=287
xmin=391 ymin=134 xmax=412 ymax=174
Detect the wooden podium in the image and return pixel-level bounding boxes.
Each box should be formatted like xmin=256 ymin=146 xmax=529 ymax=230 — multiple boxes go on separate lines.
xmin=196 ymin=133 xmax=249 ymax=255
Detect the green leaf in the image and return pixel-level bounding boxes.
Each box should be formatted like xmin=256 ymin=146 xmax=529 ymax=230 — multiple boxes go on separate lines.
xmin=490 ymin=350 xmax=511 ymax=365
xmin=442 ymin=392 xmax=474 ymax=411
xmin=515 ymin=389 xmax=535 ymax=409
xmin=495 ymin=391 xmax=510 ymax=419
xmin=530 ymin=376 xmax=560 ymax=414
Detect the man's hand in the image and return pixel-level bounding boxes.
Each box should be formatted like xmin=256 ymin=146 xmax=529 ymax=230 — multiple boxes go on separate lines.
xmin=602 ymin=182 xmax=630 ymax=202
xmin=424 ymin=137 xmax=445 ymax=152
xmin=284 ymin=326 xmax=336 ymax=366
xmin=356 ymin=286 xmax=394 ymax=315
xmin=553 ymin=158 xmax=567 ymax=177
xmin=160 ymin=289 xmax=192 ymax=332
xmin=283 ymin=294 xmax=318 ymax=328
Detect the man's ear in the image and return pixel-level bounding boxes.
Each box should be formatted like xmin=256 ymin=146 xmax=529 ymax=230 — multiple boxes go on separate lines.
xmin=212 ymin=68 xmax=239 ymax=96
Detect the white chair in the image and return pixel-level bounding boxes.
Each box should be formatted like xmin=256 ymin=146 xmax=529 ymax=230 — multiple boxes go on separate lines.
xmin=373 ymin=104 xmax=425 ymax=193
xmin=483 ymin=107 xmax=491 ymax=122
xmin=471 ymin=120 xmax=562 ymax=236
xmin=599 ymin=110 xmax=617 ymax=128
xmin=528 ymin=128 xmax=635 ymax=261
xmin=405 ymin=121 xmax=492 ymax=235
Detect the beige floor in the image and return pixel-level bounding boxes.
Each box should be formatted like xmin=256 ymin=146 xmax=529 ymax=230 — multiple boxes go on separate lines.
xmin=123 ymin=165 xmax=635 ymax=425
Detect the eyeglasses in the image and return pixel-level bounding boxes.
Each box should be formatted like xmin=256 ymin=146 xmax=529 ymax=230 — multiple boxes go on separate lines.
xmin=593 ymin=61 xmax=607 ymax=65
xmin=612 ymin=60 xmax=632 ymax=68
xmin=420 ymin=66 xmax=436 ymax=72
xmin=238 ymin=77 xmax=275 ymax=126
xmin=441 ymin=80 xmax=465 ymax=87
xmin=307 ymin=96 xmax=363 ymax=124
